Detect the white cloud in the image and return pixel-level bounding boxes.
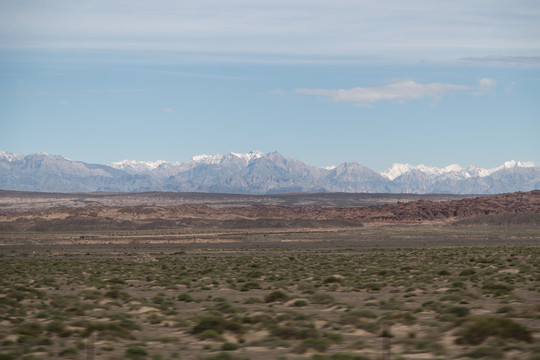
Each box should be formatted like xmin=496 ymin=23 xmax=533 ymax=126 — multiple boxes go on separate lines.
xmin=1 ymin=1 xmax=539 ymax=64
xmin=296 ymin=79 xmax=496 ymax=106
xmin=473 ymin=78 xmax=497 ymax=96
xmin=163 ymin=107 xmax=177 ymax=113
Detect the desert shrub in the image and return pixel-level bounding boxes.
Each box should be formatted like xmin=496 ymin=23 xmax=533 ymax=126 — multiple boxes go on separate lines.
xmin=17 ymin=335 xmax=53 ymax=345
xmin=221 ymin=342 xmax=240 ymax=350
xmin=192 ymin=315 xmax=243 ymax=335
xmin=125 ymin=345 xmax=148 ymax=359
xmin=365 ymin=282 xmax=384 ymax=291
xmin=339 ymin=310 xmax=377 ymax=325
xmin=147 ymin=313 xmax=163 ymax=324
xmin=323 ymin=275 xmax=343 ymax=284
xmin=457 ymin=346 xmax=504 ymax=359
xmin=421 ymin=301 xmax=469 ymax=319
xmin=496 ymin=305 xmax=515 ymax=314
xmin=451 ymin=281 xmax=466 ymax=289
xmin=177 ymin=293 xmax=194 ymax=302
xmin=348 ymin=339 xmax=366 ymax=349
xmin=243 ymin=297 xmax=263 ymax=304
xmin=448 ymin=306 xmax=470 ymax=318
xmin=210 ymin=301 xmax=244 ymax=314
xmin=356 ymin=321 xmax=380 ymax=333
xmin=384 ymin=310 xmax=416 ymax=325
xmin=198 ymin=330 xmax=221 ymax=340
xmin=240 ymin=281 xmax=261 ymax=291
xmin=15 ymin=322 xmax=42 ymax=337
xmin=291 ymin=300 xmax=308 ymax=307
xmin=309 ymin=293 xmax=336 ymax=305
xmin=0 ymin=353 xmax=16 ymax=360
xmin=397 ymin=337 xmax=445 ymax=356
xmin=459 ymin=268 xmax=476 ymax=276
xmin=264 ymin=291 xmax=289 ymax=303
xmin=104 ymin=289 xmax=130 ymax=300
xmin=293 ymin=338 xmax=331 ymax=353
xmin=79 ymin=289 xmax=103 ymax=300
xmin=205 ymin=352 xmax=249 ymax=360
xmin=455 ymin=316 xmax=532 ymax=345
xmin=83 ymin=321 xmax=139 ymax=340
xmin=482 ymin=282 xmax=513 ymax=296
xmin=58 ymin=347 xmax=78 ymax=357
xmin=270 ymin=325 xmax=319 ymax=340
xmin=106 ymin=277 xmax=126 ymax=284
xmin=247 ymin=336 xmax=290 ymax=349
xmin=46 ymin=320 xmax=71 ymax=337
xmin=297 ymin=282 xmax=316 ymax=294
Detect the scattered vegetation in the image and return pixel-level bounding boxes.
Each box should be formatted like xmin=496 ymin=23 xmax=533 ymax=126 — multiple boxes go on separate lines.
xmin=0 ymin=245 xmax=538 ymax=359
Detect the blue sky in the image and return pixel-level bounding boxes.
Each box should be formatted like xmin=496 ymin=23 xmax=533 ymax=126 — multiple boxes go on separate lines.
xmin=1 ymin=0 xmax=539 ymax=171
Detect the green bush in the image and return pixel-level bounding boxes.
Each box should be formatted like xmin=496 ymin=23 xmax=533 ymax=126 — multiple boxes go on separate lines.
xmin=192 ymin=315 xmax=243 ymax=335
xmin=482 ymin=282 xmax=513 ymax=296
xmin=496 ymin=305 xmax=515 ymax=314
xmin=125 ymin=345 xmax=148 ymax=359
xmin=205 ymin=352 xmax=249 ymax=360
xmin=270 ymin=325 xmax=319 ymax=340
xmin=340 ymin=309 xmax=377 ymax=325
xmin=198 ymin=329 xmax=221 ymax=340
xmin=177 ymin=293 xmax=194 ymax=302
xmin=83 ymin=321 xmax=138 ymax=340
xmin=309 ymin=293 xmax=336 ymax=304
xmin=243 ymin=297 xmax=263 ymax=304
xmin=448 ymin=306 xmax=470 ymax=318
xmin=457 ymin=346 xmax=504 ymax=359
xmin=58 ymin=347 xmax=78 ymax=357
xmin=455 ymin=316 xmax=532 ymax=345
xmin=16 ymin=322 xmax=42 ymax=337
xmin=459 ymin=268 xmax=476 ymax=276
xmin=293 ymin=338 xmax=331 ymax=353
xmin=264 ymin=290 xmax=289 ymax=303
xmin=291 ymin=299 xmax=308 ymax=307
xmin=323 ymin=275 xmax=343 ymax=284
xmin=0 ymin=354 xmax=16 ymax=360
xmin=221 ymin=342 xmax=240 ymax=351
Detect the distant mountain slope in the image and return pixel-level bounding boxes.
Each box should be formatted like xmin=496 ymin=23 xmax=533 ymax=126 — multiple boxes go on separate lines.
xmin=0 ymin=151 xmax=538 ymax=194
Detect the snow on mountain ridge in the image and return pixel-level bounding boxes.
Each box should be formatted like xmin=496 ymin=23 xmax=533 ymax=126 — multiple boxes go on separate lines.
xmin=191 ymin=150 xmax=264 ymax=165
xmin=0 ymin=151 xmax=26 ymax=162
xmin=381 ymin=160 xmax=536 ymax=180
xmin=108 ymin=159 xmax=171 ymax=172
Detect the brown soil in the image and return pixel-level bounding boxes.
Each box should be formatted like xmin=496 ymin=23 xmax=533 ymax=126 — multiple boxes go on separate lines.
xmin=0 ymin=190 xmax=538 ymax=233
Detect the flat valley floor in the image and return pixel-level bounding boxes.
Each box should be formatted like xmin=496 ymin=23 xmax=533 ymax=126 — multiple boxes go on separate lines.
xmin=1 ymin=224 xmax=539 ymax=360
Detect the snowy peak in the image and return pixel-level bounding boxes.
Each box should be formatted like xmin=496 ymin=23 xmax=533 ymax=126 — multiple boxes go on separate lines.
xmin=191 ymin=150 xmax=264 ymax=165
xmin=108 ymin=159 xmax=171 ymax=173
xmin=381 ymin=160 xmax=536 ymax=180
xmin=0 ymin=151 xmax=26 ymax=162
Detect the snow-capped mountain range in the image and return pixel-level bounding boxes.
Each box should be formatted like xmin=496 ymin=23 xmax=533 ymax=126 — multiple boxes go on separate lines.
xmin=0 ymin=150 xmax=538 ymax=194
xmin=381 ymin=160 xmax=536 ymax=181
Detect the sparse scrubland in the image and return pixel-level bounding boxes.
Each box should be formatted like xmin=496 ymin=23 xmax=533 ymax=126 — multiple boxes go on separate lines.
xmin=0 ymin=244 xmax=539 ymax=360
xmin=0 ymin=190 xmax=539 ymax=359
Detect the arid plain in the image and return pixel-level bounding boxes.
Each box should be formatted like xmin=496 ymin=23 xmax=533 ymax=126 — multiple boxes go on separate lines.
xmin=0 ymin=190 xmax=539 ymax=360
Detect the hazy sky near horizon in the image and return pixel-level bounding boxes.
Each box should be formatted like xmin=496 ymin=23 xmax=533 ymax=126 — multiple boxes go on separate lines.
xmin=1 ymin=0 xmax=539 ymax=171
